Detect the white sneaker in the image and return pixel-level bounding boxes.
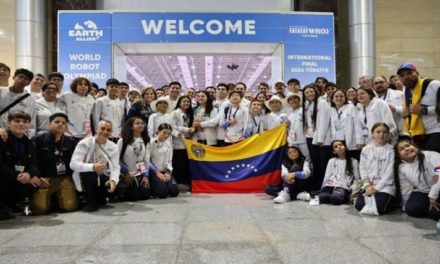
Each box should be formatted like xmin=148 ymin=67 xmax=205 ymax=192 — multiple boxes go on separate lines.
xmin=274 ymin=191 xmax=291 ymax=203
xmin=296 ymin=191 xmax=311 ymax=201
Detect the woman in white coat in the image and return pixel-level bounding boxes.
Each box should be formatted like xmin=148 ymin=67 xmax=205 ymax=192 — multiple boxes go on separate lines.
xmin=193 ymin=91 xmax=218 ymax=146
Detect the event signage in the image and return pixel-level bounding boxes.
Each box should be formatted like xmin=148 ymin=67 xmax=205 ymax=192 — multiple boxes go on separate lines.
xmin=58 ymin=12 xmax=335 ymax=89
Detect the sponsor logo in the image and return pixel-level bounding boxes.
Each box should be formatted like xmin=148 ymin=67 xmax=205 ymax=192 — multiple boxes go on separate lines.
xmin=68 ymin=20 xmax=103 ymax=41
xmin=289 ymin=26 xmax=330 ymax=38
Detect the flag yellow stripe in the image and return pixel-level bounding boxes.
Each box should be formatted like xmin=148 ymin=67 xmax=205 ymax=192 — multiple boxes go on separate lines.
xmin=185 ymin=125 xmax=287 ymax=161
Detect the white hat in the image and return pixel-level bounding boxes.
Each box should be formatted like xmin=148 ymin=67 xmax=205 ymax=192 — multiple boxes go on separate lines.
xmin=264 ymin=95 xmax=285 ymax=110
xmin=150 ymin=97 xmax=172 ymax=113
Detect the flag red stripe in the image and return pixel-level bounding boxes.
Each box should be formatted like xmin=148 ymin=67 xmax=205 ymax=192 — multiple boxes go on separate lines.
xmin=191 ymin=170 xmax=282 ymax=193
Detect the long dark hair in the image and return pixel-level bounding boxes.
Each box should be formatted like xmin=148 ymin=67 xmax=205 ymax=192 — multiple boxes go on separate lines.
xmin=175 ymin=95 xmax=194 ymax=127
xmin=121 ymin=117 xmax=149 ymax=146
xmin=282 ymin=146 xmax=305 ymax=172
xmin=302 ymin=84 xmax=319 ymax=130
xmin=195 ymin=90 xmax=214 ymax=116
xmin=393 ymin=140 xmax=429 ymax=205
xmin=255 ymin=92 xmax=271 ymax=114
xmin=435 ymin=87 xmax=440 ymax=122
xmin=330 ymin=140 xmax=354 ymax=177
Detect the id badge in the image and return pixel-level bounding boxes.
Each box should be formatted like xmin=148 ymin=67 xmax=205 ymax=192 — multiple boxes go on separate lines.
xmin=362 ymin=127 xmax=369 ymax=137
xmin=84 ymin=120 xmax=91 ymax=134
xmin=136 ymin=161 xmax=147 ymax=174
xmin=288 ymin=131 xmax=297 ymax=142
xmin=15 ymin=165 xmax=25 ymax=173
xmin=306 ymin=127 xmax=314 ymax=137
xmin=56 ymin=162 xmax=67 ymax=175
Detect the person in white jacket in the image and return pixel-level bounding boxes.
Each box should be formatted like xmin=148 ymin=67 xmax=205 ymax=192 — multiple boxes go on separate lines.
xmin=329 ymin=90 xmax=362 ymax=160
xmin=193 ymin=91 xmax=218 ymax=146
xmin=320 ymin=140 xmax=360 ymax=205
xmin=147 ymin=97 xmax=173 ymax=139
xmin=355 ymin=122 xmax=396 ymax=215
xmin=60 ymin=77 xmax=95 ymax=140
xmin=286 ymin=94 xmax=309 ymax=161
xmin=395 ymin=140 xmax=440 ymax=221
xmin=36 ymin=82 xmax=67 ymax=135
xmin=146 ymin=123 xmax=179 ymax=198
xmin=70 ymin=120 xmax=120 ymax=212
xmin=355 ymin=87 xmax=397 ymax=146
xmin=219 ymin=91 xmax=248 ymax=145
xmin=171 ymin=96 xmax=195 ymax=188
xmin=244 ymin=99 xmax=266 ymax=138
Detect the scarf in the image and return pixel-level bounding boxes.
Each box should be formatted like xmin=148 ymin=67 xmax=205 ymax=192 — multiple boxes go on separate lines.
xmin=404 ymin=78 xmax=425 ymax=136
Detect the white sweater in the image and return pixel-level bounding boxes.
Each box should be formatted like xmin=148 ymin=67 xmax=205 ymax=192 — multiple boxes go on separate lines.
xmin=359 ymin=143 xmax=395 ymax=196
xmin=330 ymin=104 xmax=361 ymax=150
xmin=398 ymin=151 xmax=440 ymax=200
xmin=322 ymin=158 xmax=360 ymax=190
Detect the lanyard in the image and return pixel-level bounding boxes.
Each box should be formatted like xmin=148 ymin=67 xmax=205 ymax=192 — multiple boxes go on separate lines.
xmin=363 ymin=106 xmax=367 ymax=125
xmin=251 ymin=115 xmax=261 ymax=133
xmin=337 ymin=109 xmax=343 ymax=120
xmin=227 ymin=106 xmax=239 ymax=120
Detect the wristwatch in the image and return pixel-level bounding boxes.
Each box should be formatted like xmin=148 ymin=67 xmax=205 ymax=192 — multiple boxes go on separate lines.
xmin=421 ymin=106 xmax=428 ymax=115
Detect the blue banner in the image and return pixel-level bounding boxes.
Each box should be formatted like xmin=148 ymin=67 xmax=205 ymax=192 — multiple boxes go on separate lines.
xmin=58 ymin=12 xmax=335 ymax=89
xmin=58 ymin=13 xmax=112 ymax=90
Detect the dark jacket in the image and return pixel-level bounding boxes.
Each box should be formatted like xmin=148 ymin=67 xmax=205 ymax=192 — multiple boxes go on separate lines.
xmin=32 ymin=131 xmax=77 ymax=177
xmin=0 ymin=131 xmax=40 ymax=182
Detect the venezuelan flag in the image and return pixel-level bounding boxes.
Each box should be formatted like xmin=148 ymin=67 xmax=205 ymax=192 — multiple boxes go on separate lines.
xmin=184 ymin=125 xmax=287 ymax=193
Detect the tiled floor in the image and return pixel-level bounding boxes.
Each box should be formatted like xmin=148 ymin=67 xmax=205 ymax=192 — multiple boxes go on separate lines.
xmin=0 ymin=193 xmax=439 ymax=264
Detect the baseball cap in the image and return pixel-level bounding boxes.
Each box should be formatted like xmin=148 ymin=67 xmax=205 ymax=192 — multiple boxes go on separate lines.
xmin=397 ymin=63 xmax=417 ymax=75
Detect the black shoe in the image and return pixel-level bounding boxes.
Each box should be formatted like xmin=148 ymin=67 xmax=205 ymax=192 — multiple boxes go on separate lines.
xmin=82 ymin=202 xmax=98 ymax=212
xmin=108 ymin=196 xmax=121 ymax=204
xmin=177 ymin=184 xmax=190 ymax=192
xmin=0 ymin=210 xmax=16 ymax=221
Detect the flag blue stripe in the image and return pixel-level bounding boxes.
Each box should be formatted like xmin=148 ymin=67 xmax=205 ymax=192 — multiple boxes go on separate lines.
xmin=190 ymin=146 xmax=285 ymax=182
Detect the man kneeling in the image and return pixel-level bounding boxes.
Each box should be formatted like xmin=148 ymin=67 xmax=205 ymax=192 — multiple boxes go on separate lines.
xmin=31 ymin=113 xmax=79 ymax=214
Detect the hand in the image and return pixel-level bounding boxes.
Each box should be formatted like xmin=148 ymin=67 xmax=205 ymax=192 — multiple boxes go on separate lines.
xmin=39 ymin=177 xmax=50 ymax=188
xmin=123 ymin=174 xmax=133 ymax=187
xmin=164 ymin=172 xmax=171 ymax=182
xmin=188 ymin=127 xmax=195 ymax=134
xmin=93 ymin=162 xmax=107 ymax=174
xmin=140 ymin=177 xmax=149 ymax=187
xmin=410 ymin=104 xmax=421 ymax=115
xmin=388 ymin=105 xmax=396 ymax=113
xmin=429 ymin=198 xmax=440 ymax=211
xmin=317 ymin=142 xmax=323 ymax=147
xmin=17 ymin=172 xmax=31 ymax=184
xmin=0 ymin=128 xmax=8 ymax=142
xmin=230 ymin=117 xmax=237 ymax=125
xmin=156 ymin=171 xmax=167 ymax=182
xmin=105 ymin=180 xmax=117 ymax=193
xmin=29 ymin=176 xmax=45 ymax=188
xmin=356 ymin=144 xmax=365 ymax=150
xmin=365 ymin=186 xmax=376 ymax=196
xmin=285 ymin=172 xmax=295 ymax=184
xmin=402 ymin=107 xmax=410 ymax=118
xmin=433 ymin=175 xmax=439 ymax=182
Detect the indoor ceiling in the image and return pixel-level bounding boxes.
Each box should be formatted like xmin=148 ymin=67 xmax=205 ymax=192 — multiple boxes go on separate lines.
xmin=115 ymin=43 xmax=279 ymax=92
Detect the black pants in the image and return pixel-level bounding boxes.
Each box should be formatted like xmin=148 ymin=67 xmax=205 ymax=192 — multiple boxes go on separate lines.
xmin=348 ymin=149 xmax=361 ymax=161
xmin=80 ymin=172 xmax=123 ymax=205
xmin=405 ymin=191 xmax=440 ymax=221
xmin=149 ymin=173 xmax=179 ymax=199
xmin=265 ymin=178 xmax=310 ymax=200
xmin=306 ymin=138 xmax=331 ymax=191
xmin=355 ymin=192 xmax=395 ymax=215
xmin=123 ymin=176 xmax=151 ymax=201
xmin=319 ymin=186 xmax=349 ymax=205
xmin=423 ymin=133 xmax=440 ymax=153
xmin=172 ymin=149 xmax=191 ymax=185
xmin=0 ymin=177 xmax=37 ymax=210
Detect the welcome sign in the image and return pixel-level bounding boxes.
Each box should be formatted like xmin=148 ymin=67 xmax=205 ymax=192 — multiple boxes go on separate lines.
xmin=58 ymin=12 xmax=335 ymax=89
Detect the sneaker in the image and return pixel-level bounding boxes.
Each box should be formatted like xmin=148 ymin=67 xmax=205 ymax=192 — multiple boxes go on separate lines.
xmin=273 ymin=191 xmax=291 ymax=203
xmin=296 ymin=192 xmax=311 ymax=201
xmin=82 ymin=202 xmax=98 ymax=212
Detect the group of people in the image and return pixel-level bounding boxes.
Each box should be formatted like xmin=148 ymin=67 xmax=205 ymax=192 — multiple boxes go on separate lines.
xmin=0 ymin=61 xmax=439 ymax=224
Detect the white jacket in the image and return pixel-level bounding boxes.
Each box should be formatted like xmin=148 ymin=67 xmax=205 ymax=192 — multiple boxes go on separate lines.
xmin=287 ymin=107 xmax=306 ymax=145
xmin=414 ymin=79 xmax=440 ymax=134
xmin=330 ymin=104 xmax=361 ymax=150
xmin=218 ymin=105 xmax=249 ymax=143
xmin=378 ymin=89 xmax=404 ymax=135
xmin=359 ymin=143 xmax=395 ymax=196
xmin=322 ymin=158 xmax=360 ymax=190
xmin=117 ymin=137 xmax=149 ymax=177
xmin=356 ymin=98 xmax=397 ymax=145
xmin=35 ymin=98 xmax=67 ymax=134
xmin=60 ymin=92 xmax=95 ymax=138
xmin=148 ymin=112 xmax=173 ymax=139
xmin=398 ymin=151 xmax=440 ymax=200
xmin=147 ymin=137 xmax=173 ymax=172
xmin=266 ymin=111 xmax=287 ymax=130
xmin=170 ymin=108 xmax=192 ymax=150
xmin=194 ymin=106 xmax=218 ymax=146
xmin=244 ymin=112 xmax=266 ymax=137
xmin=70 ymin=136 xmax=120 ymax=192
xmin=312 ymin=100 xmax=332 ymax=146
xmin=93 ymin=96 xmax=125 ymax=138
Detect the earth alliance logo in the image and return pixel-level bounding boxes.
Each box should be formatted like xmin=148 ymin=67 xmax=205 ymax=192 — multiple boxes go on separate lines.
xmin=68 ymin=20 xmax=103 ymax=41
